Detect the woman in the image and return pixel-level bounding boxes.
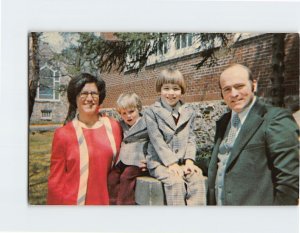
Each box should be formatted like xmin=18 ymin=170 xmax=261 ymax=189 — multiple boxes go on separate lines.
xmin=47 ymin=73 xmax=122 ymax=205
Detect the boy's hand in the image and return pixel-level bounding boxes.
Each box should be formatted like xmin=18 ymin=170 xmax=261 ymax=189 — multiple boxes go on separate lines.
xmin=183 ymin=159 xmax=202 ymax=176
xmin=168 ymin=163 xmax=184 ymax=177
xmin=139 ymin=159 xmax=147 ymax=172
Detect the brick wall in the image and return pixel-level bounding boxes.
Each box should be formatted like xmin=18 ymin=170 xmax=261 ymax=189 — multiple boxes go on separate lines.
xmin=101 ymin=33 xmax=299 ymax=111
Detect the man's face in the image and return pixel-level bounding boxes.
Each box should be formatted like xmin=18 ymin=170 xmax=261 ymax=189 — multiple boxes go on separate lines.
xmin=220 ymin=65 xmax=257 ymax=113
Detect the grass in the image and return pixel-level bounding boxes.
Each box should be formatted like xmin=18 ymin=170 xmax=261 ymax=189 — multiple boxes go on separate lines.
xmin=28 ymin=131 xmax=54 ymax=205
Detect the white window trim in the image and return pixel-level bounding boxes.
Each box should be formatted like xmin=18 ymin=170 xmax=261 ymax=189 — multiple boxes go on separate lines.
xmin=147 ymin=34 xmax=197 ymax=66
xmin=41 ymin=109 xmax=52 ymax=120
xmin=147 ymin=33 xmax=264 ymax=66
xmin=36 ymin=64 xmax=61 ymax=102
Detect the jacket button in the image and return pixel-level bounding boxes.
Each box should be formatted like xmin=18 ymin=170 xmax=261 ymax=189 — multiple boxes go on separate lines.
xmin=175 ymin=149 xmax=178 ymax=153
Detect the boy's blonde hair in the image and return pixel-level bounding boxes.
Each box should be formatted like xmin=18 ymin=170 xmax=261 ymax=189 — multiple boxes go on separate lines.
xmin=116 ymin=92 xmax=143 ymax=113
xmin=156 ymin=68 xmax=187 ymax=94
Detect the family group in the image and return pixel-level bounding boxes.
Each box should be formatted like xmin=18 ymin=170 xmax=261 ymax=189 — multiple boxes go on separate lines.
xmin=47 ymin=64 xmax=299 ymax=206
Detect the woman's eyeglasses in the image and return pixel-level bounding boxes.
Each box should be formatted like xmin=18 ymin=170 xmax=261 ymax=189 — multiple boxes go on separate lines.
xmin=79 ymin=91 xmax=99 ymax=100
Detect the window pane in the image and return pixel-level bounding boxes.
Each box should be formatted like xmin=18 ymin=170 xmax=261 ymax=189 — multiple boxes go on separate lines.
xmin=39 ymin=77 xmax=53 ymax=99
xmin=40 ymin=67 xmax=53 ymax=77
xmin=176 ymin=36 xmax=180 ymax=49
xmin=54 ymin=72 xmax=60 ymax=81
xmin=54 ymin=82 xmax=60 ymax=100
xmin=163 ymin=41 xmax=168 ymax=54
xmin=187 ymin=33 xmax=192 ymax=46
xmin=181 ymin=34 xmax=186 ymax=48
xmin=157 ymin=43 xmax=162 ymax=55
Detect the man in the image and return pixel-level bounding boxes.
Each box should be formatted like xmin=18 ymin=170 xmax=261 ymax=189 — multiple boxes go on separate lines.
xmin=207 ymin=63 xmax=299 ymax=205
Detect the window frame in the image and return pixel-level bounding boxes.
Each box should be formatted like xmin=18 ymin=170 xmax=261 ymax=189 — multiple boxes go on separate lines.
xmin=41 ymin=109 xmax=52 ymax=120
xmin=175 ymin=33 xmax=193 ymax=50
xmin=36 ymin=64 xmax=61 ymax=102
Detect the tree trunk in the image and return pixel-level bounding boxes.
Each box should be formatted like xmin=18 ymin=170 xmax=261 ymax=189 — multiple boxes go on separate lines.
xmin=271 ymin=33 xmax=285 ymax=107
xmin=28 ymin=32 xmax=40 ymax=119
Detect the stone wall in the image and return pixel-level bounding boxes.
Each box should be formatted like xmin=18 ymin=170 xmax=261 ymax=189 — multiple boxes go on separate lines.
xmin=191 ymin=101 xmax=228 ymax=160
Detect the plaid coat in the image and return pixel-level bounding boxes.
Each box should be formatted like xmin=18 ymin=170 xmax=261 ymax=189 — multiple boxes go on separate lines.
xmin=116 ymin=116 xmax=149 ymax=167
xmin=145 ymin=99 xmax=197 ymax=169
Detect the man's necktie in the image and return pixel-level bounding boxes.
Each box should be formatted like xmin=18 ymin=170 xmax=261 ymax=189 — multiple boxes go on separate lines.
xmin=172 ymin=109 xmax=180 ymax=125
xmin=219 ymin=113 xmax=240 ymax=154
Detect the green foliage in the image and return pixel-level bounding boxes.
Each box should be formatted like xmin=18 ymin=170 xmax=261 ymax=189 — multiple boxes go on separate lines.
xmin=59 ymin=32 xmax=233 ymax=75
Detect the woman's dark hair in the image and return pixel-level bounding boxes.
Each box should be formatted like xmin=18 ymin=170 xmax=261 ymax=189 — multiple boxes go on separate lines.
xmin=64 ymin=73 xmax=106 ymax=124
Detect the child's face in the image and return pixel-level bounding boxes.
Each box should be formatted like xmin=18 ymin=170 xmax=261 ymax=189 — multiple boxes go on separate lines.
xmin=119 ymin=108 xmax=140 ymax=126
xmin=160 ymin=83 xmax=182 ymax=107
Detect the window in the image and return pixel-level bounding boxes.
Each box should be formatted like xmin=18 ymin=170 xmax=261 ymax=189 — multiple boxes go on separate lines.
xmin=38 ymin=65 xmax=60 ymax=101
xmin=156 ymin=39 xmax=169 ymax=55
xmin=146 ymin=33 xmax=197 ymax=67
xmin=175 ymin=33 xmax=193 ymax=50
xmin=41 ymin=109 xmax=52 ymax=120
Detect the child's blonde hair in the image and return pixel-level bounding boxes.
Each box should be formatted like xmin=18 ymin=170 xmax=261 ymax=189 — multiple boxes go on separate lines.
xmin=116 ymin=92 xmax=143 ymax=113
xmin=156 ymin=68 xmax=187 ymax=94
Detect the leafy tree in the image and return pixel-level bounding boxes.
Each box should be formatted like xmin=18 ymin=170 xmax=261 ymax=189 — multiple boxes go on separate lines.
xmin=28 ymin=32 xmax=41 ymax=119
xmin=74 ymin=32 xmax=231 ymax=73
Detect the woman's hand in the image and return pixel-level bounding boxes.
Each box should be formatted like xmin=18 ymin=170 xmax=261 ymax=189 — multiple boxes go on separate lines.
xmin=168 ymin=163 xmax=184 ymax=177
xmin=183 ymin=159 xmax=202 ymax=176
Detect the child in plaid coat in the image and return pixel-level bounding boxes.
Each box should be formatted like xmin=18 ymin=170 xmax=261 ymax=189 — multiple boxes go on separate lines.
xmin=108 ymin=93 xmax=149 ymax=205
xmin=145 ymin=68 xmax=206 ymax=205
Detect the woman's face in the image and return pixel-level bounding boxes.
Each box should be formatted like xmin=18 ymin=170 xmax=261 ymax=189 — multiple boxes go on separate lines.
xmin=76 ymin=83 xmax=100 ymax=117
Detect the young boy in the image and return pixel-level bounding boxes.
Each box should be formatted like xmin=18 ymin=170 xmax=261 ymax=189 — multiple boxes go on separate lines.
xmin=108 ymin=93 xmax=148 ymax=205
xmin=145 ymin=68 xmax=206 ymax=205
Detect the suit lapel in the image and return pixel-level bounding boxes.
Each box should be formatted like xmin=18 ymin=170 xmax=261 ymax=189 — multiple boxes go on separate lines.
xmin=127 ymin=117 xmax=147 ymax=136
xmin=121 ymin=117 xmax=147 ymax=139
xmin=176 ymin=104 xmax=193 ymax=128
xmin=226 ymin=100 xmax=266 ymax=171
xmin=154 ymin=100 xmax=177 ymax=130
xmin=217 ymin=112 xmax=231 ymax=141
xmin=209 ymin=112 xmax=231 ymax=180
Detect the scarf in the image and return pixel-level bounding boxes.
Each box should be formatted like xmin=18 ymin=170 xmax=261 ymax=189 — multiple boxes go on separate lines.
xmin=72 ymin=116 xmax=117 ymax=205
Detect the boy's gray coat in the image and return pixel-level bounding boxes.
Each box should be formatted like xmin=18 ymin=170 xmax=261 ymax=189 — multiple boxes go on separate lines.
xmin=145 ymin=99 xmax=196 ymax=169
xmin=117 ymin=116 xmax=149 ymax=167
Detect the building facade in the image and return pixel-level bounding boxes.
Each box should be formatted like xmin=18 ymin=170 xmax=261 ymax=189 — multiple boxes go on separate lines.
xmin=30 ymin=33 xmax=299 ymax=124
xmin=101 ymin=33 xmax=299 ymax=110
